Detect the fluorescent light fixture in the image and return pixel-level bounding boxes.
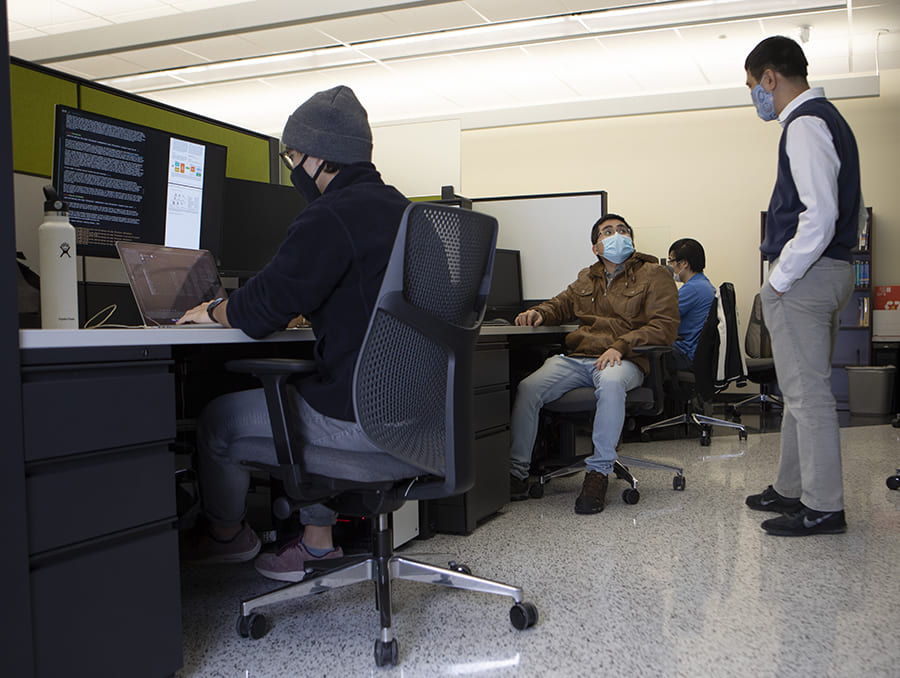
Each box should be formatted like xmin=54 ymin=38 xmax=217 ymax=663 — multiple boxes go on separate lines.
xmin=98 ymin=0 xmax=848 ymax=91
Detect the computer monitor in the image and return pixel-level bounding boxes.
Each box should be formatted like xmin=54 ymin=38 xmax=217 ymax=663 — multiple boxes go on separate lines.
xmin=52 ymin=105 xmax=227 ymax=258
xmin=486 ymin=248 xmax=524 ymax=321
xmin=217 ymin=177 xmax=306 ymax=280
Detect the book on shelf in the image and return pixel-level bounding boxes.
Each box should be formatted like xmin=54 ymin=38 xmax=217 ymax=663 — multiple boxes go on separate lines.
xmin=857 ymin=210 xmax=870 ymax=251
xmin=858 ymin=296 xmax=870 ymax=327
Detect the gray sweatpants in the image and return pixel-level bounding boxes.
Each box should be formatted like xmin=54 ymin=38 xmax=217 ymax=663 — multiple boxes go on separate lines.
xmin=196 ymin=387 xmax=380 ymax=527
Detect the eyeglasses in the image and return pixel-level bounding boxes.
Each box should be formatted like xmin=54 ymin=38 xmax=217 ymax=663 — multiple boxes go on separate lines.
xmin=666 ymin=258 xmax=678 ymax=265
xmin=279 ymin=150 xmax=296 ymax=171
xmin=599 ymin=225 xmax=631 ymax=238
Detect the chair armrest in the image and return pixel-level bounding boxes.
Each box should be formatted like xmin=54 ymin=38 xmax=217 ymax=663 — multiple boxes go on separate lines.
xmin=632 ymin=345 xmax=673 ymax=417
xmin=226 ymin=357 xmax=317 ymax=376
xmin=225 ymin=358 xmax=318 ymax=491
xmin=632 ymin=344 xmax=672 ymax=357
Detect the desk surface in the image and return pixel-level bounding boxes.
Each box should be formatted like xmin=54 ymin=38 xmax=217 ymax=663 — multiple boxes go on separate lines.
xmin=19 ymin=324 xmax=574 ymax=350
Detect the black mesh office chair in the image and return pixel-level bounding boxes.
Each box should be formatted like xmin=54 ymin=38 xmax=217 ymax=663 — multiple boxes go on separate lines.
xmin=725 ymin=292 xmax=783 ymax=427
xmin=528 ymin=345 xmax=686 ymax=502
xmin=639 ymin=282 xmax=748 ymax=446
xmin=227 ymin=203 xmax=536 ymax=668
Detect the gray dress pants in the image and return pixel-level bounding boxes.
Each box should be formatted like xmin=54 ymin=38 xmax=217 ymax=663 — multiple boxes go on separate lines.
xmin=761 ymin=256 xmax=854 ymax=512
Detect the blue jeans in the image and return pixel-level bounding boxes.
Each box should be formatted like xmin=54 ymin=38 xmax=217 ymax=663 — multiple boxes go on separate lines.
xmin=509 ymin=354 xmax=644 ymax=478
xmin=762 ymin=257 xmax=854 ymax=512
xmin=197 ymin=387 xmax=381 ymax=527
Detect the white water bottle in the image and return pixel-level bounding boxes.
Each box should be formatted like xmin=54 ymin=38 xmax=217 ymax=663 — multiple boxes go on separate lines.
xmin=38 ymin=186 xmax=78 ymax=329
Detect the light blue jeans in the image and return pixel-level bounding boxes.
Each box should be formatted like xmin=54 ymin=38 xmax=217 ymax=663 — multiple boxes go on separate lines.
xmin=509 ymin=354 xmax=644 ymax=478
xmin=762 ymin=256 xmax=854 ymax=512
xmin=197 ymin=387 xmax=381 ymax=527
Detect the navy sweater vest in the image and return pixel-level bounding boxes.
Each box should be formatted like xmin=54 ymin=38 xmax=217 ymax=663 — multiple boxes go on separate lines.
xmin=761 ymin=96 xmax=860 ymax=263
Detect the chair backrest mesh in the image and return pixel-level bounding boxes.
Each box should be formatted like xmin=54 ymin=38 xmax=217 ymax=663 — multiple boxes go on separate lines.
xmin=355 ymin=311 xmax=449 ymax=472
xmin=354 ymin=203 xmax=497 ymax=477
xmin=403 ymin=205 xmax=491 ymax=326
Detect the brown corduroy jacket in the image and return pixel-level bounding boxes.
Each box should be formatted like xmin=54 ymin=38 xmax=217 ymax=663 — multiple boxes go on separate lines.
xmin=529 ymin=252 xmax=680 ymax=375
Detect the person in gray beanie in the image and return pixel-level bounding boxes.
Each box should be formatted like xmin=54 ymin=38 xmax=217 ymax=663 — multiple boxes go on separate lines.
xmin=178 ymin=86 xmax=410 ymax=580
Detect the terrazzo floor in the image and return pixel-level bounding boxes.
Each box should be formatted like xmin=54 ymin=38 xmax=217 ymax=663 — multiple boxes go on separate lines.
xmin=176 ymin=420 xmax=900 ymax=677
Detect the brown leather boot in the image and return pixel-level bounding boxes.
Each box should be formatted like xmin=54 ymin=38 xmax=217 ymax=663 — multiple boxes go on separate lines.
xmin=574 ymin=471 xmax=608 ymax=514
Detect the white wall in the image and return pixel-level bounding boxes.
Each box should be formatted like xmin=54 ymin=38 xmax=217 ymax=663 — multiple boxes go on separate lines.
xmin=372 ymin=118 xmax=460 ymax=197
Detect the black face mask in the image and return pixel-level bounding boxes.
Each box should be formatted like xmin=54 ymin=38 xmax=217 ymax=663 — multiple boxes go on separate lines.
xmin=290 ymin=154 xmax=325 ymax=203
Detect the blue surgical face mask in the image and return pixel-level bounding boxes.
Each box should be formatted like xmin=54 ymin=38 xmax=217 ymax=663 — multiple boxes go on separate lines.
xmin=751 ymin=84 xmax=777 ymax=122
xmin=600 ymin=233 xmax=634 ymax=265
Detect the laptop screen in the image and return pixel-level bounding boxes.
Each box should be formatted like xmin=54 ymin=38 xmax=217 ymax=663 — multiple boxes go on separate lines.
xmin=116 ymin=242 xmax=227 ymax=326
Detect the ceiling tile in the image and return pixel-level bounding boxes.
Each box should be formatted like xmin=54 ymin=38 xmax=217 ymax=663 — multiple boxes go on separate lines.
xmin=113 ymin=44 xmax=219 ymax=72
xmin=597 ymin=30 xmax=709 ymax=91
xmin=380 ymin=2 xmax=486 ymax=34
xmin=560 ymin=0 xmax=633 ymax=12
xmin=313 ymin=13 xmax=405 ymax=43
xmin=464 ymin=0 xmax=569 ymax=23
xmin=6 ymin=0 xmax=97 ymax=29
xmin=388 ymin=54 xmax=520 ymax=110
xmin=450 ymin=47 xmax=578 ymax=103
xmin=48 ymin=54 xmax=160 ymax=80
xmin=37 ymin=17 xmax=112 ymax=35
xmin=177 ymin=34 xmax=276 ymax=62
xmin=524 ymin=38 xmax=643 ymax=98
xmin=61 ymin=0 xmax=171 ymax=20
xmin=239 ymin=24 xmax=338 ymax=53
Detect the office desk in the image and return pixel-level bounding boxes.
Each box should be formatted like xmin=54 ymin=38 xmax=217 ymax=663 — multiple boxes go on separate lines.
xmin=17 ymin=324 xmax=569 ymax=677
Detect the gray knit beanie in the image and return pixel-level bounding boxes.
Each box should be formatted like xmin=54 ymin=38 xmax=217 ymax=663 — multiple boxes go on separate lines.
xmin=281 ymin=85 xmax=372 ymax=164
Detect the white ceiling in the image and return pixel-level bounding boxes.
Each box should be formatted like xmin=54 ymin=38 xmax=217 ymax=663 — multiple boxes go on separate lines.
xmin=8 ymin=0 xmax=900 ymax=138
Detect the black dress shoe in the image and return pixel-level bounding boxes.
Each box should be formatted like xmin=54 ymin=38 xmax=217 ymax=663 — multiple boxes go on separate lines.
xmin=745 ymin=485 xmax=802 ymax=513
xmin=509 ymin=474 xmax=530 ymax=502
xmin=761 ymin=505 xmax=846 ymax=536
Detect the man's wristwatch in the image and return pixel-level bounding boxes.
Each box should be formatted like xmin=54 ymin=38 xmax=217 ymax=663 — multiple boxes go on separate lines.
xmin=206 ymin=297 xmax=225 ymax=323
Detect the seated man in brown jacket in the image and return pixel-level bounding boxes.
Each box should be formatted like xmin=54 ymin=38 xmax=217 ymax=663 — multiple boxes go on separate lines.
xmin=509 ymin=213 xmax=679 ymax=514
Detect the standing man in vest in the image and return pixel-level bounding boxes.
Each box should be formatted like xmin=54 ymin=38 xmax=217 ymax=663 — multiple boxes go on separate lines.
xmin=743 ymin=36 xmax=862 ymax=536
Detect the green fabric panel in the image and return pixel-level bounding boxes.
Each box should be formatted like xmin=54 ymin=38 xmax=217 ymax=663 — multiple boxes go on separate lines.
xmin=10 ymin=63 xmax=78 ymax=177
xmin=80 ymin=87 xmax=271 ymax=182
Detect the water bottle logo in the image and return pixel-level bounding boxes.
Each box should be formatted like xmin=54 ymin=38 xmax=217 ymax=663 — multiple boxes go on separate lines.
xmin=59 ymin=242 xmax=72 ymax=258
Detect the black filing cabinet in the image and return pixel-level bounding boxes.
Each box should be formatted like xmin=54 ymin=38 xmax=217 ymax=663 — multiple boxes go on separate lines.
xmin=20 ymin=345 xmax=182 ymax=678
xmin=429 ymin=337 xmax=510 ymax=534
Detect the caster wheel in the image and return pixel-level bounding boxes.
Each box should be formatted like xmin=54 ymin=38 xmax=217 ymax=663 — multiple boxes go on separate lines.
xmin=887 ymin=475 xmax=900 ymax=491
xmin=374 ymin=638 xmax=398 ymax=667
xmin=673 ymin=475 xmax=686 ymax=491
xmin=236 ymin=613 xmax=267 ymax=639
xmin=622 ymin=487 xmax=640 ymax=505
xmin=528 ymin=483 xmax=545 ymax=499
xmin=640 ymin=432 xmax=652 ymax=442
xmin=739 ymin=430 xmax=748 ymax=441
xmin=510 ymin=601 xmax=538 ymax=630
xmin=700 ymin=433 xmax=711 ymax=447
xmin=449 ymin=561 xmax=472 ymax=576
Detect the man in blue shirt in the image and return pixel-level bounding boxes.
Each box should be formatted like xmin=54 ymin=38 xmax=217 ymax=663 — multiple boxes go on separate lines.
xmin=668 ymin=238 xmax=715 ymax=371
xmin=743 ymin=36 xmax=860 ymax=537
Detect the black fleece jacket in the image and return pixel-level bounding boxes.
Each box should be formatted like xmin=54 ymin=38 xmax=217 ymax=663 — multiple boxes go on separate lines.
xmin=225 ymin=162 xmax=409 ymax=421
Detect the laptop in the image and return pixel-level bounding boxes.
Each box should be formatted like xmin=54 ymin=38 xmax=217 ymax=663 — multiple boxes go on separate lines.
xmin=116 ymin=242 xmax=228 ymax=327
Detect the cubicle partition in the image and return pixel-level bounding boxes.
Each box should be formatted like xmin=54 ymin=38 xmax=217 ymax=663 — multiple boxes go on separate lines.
xmin=472 ymin=191 xmax=607 ymax=303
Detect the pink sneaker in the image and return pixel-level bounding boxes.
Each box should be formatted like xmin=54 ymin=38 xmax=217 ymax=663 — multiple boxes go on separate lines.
xmin=254 ymin=537 xmax=344 ymax=582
